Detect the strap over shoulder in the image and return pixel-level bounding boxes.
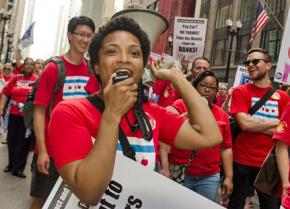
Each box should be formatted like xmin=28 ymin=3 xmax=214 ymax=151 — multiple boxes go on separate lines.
xmin=86 ymin=94 xmax=136 ymax=161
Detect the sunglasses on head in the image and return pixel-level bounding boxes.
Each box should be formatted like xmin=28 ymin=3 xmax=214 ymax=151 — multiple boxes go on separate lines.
xmin=243 ymin=58 xmax=268 ymax=67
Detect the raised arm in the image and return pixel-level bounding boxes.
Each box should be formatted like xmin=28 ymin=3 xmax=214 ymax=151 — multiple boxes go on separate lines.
xmin=15 ymin=47 xmax=22 ymax=67
xmin=150 ymin=63 xmax=222 ymax=150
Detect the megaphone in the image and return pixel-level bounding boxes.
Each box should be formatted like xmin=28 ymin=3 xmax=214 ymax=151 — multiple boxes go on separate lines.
xmin=112 ymin=8 xmax=169 ymax=49
xmin=112 ymin=9 xmax=170 ymax=84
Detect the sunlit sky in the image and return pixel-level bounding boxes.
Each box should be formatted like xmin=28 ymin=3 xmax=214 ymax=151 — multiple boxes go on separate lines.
xmin=25 ymin=0 xmax=62 ymax=60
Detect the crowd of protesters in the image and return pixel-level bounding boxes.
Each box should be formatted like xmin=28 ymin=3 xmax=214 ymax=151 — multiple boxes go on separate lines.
xmin=0 ymin=14 xmax=289 ymax=209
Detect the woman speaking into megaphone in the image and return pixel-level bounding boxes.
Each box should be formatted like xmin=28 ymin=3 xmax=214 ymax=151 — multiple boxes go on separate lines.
xmin=48 ymin=16 xmax=222 ymax=205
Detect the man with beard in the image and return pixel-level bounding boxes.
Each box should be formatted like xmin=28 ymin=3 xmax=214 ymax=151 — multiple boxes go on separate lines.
xmin=227 ymin=48 xmax=289 ymax=209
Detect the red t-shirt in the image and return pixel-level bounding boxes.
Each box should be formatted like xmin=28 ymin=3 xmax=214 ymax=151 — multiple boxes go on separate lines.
xmin=34 ymin=56 xmax=93 ymax=156
xmin=152 ymin=80 xmax=179 ymax=107
xmin=2 ymin=74 xmax=38 ymax=116
xmin=12 ymin=64 xmax=23 ymax=75
xmin=231 ymin=83 xmax=289 ymax=167
xmin=48 ymin=98 xmax=186 ymax=170
xmin=169 ymin=99 xmax=232 ymax=176
xmin=273 ymin=103 xmax=290 ymax=208
xmin=3 ymin=74 xmax=13 ymax=82
xmin=284 ymin=187 xmax=290 ymax=209
xmin=84 ymin=73 xmax=99 ymax=94
xmin=216 ymin=95 xmax=227 ymax=107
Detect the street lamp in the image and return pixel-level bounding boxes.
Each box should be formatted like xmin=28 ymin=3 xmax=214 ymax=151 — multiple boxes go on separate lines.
xmin=0 ymin=9 xmax=12 ymax=63
xmin=168 ymin=34 xmax=173 ymax=55
xmin=224 ymin=18 xmax=242 ymax=83
xmin=5 ymin=31 xmax=13 ymax=63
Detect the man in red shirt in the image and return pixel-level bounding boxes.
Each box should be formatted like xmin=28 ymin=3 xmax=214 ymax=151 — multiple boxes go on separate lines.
xmin=29 ymin=16 xmax=95 ymax=209
xmin=228 ymin=48 xmax=289 ymax=209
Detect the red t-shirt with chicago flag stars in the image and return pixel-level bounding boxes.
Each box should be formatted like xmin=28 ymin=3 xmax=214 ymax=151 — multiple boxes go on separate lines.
xmin=231 ymin=83 xmax=289 ymax=168
xmin=48 ymin=98 xmax=186 ymax=171
xmin=34 ymin=56 xmax=91 ymax=156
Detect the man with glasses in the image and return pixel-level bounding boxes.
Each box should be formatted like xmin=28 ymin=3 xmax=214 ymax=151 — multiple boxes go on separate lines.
xmin=29 ymin=16 xmax=95 ymax=209
xmin=228 ymin=48 xmax=289 ymax=209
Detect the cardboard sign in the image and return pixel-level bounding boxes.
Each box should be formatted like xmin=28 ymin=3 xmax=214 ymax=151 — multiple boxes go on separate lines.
xmin=274 ymin=9 xmax=290 ymax=84
xmin=43 ymin=153 xmax=224 ymax=209
xmin=233 ymin=65 xmax=250 ymax=87
xmin=172 ymin=17 xmax=207 ymax=62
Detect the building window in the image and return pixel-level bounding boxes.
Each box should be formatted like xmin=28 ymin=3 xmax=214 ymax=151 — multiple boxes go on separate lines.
xmin=260 ymin=29 xmax=281 ymax=61
xmin=241 ymin=0 xmax=256 ymax=22
xmin=215 ymin=4 xmax=233 ymax=29
xmin=200 ymin=0 xmax=210 ymax=17
xmin=236 ymin=35 xmax=250 ymax=64
xmin=264 ymin=0 xmax=284 ymax=14
xmin=212 ymin=39 xmax=226 ymax=66
xmin=146 ymin=0 xmax=159 ymax=11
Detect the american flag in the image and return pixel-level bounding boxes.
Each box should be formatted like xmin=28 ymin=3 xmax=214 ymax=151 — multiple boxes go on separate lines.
xmin=249 ymin=0 xmax=269 ymax=43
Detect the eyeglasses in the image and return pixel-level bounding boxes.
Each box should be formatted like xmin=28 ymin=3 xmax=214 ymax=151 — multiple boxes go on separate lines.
xmin=243 ymin=59 xmax=268 ymax=67
xmin=72 ymin=32 xmax=94 ymax=39
xmin=198 ymin=83 xmax=217 ymax=91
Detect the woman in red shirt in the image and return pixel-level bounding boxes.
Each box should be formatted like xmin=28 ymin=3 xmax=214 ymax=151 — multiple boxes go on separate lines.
xmin=0 ymin=57 xmax=38 ymax=178
xmin=164 ymin=70 xmax=233 ymax=202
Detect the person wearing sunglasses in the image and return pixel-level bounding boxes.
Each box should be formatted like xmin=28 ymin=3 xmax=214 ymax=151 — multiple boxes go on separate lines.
xmin=1 ymin=63 xmax=14 ymax=82
xmin=228 ymin=48 xmax=289 ymax=209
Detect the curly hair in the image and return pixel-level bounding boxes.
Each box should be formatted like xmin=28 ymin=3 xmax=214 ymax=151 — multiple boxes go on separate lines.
xmin=89 ymin=16 xmax=150 ymax=68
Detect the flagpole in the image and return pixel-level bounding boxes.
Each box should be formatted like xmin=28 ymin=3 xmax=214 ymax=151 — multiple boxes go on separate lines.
xmin=260 ymin=0 xmax=284 ymax=31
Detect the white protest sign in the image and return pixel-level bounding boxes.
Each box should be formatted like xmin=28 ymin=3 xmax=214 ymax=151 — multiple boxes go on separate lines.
xmin=233 ymin=65 xmax=250 ymax=87
xmin=43 ymin=153 xmax=224 ymax=209
xmin=173 ymin=17 xmax=207 ymax=62
xmin=274 ymin=9 xmax=290 ymax=84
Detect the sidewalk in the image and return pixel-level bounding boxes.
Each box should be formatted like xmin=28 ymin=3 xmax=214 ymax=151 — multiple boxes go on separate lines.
xmin=0 ymin=143 xmax=33 ymax=208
